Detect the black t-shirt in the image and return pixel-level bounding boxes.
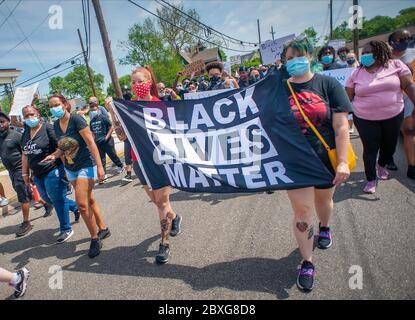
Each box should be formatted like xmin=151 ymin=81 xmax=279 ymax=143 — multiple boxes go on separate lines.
xmin=207 ymin=80 xmax=227 ymax=91
xmin=21 ymin=123 xmax=62 ymax=178
xmin=284 ymin=73 xmax=352 ymax=166
xmin=90 ymin=114 xmax=112 ymax=144
xmin=0 ymin=129 xmax=22 ymax=172
xmin=54 ymin=114 xmax=95 ymax=171
xmin=238 ymin=79 xmax=250 ymax=89
xmin=323 ymin=62 xmax=347 ymax=71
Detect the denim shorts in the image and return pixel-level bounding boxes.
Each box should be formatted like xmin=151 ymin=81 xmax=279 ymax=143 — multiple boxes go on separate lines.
xmin=404 ymin=95 xmax=414 ymax=118
xmin=65 ymin=166 xmax=97 ymax=182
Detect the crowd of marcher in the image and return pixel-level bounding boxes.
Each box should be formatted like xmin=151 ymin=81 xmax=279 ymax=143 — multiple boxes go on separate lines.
xmin=0 ymin=28 xmax=414 ymax=297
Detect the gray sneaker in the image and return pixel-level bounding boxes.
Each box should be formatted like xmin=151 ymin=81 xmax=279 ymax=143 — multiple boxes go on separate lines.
xmin=56 ymin=230 xmax=74 ymax=244
xmin=16 ymin=222 xmax=33 ymax=237
xmin=13 ymin=267 xmax=30 ymax=298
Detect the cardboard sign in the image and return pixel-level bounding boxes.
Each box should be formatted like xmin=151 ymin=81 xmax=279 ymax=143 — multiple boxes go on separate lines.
xmin=183 ymin=60 xmax=206 ymax=77
xmin=319 ymin=67 xmax=356 ymax=87
xmin=260 ymin=34 xmax=295 ymax=65
xmin=9 ymin=83 xmax=39 ymax=116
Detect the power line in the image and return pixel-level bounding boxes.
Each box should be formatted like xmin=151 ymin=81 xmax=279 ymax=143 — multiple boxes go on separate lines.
xmin=3 ymin=0 xmax=49 ymax=76
xmin=334 ymin=0 xmax=347 ymax=28
xmin=128 ymin=0 xmax=254 ymax=53
xmin=15 ymin=53 xmax=83 ymax=87
xmin=0 ymin=0 xmax=63 ymax=60
xmin=0 ymin=0 xmax=21 ymax=30
xmin=156 ymin=0 xmax=258 ymax=47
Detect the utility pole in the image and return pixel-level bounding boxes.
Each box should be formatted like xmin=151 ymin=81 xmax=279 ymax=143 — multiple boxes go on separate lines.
xmin=353 ymin=0 xmax=360 ymax=61
xmin=257 ymin=19 xmax=263 ymax=64
xmin=330 ymin=0 xmax=333 ymax=40
xmin=257 ymin=19 xmax=262 ymax=43
xmin=91 ymin=0 xmax=122 ymax=98
xmin=77 ymin=28 xmax=97 ymax=97
xmin=270 ymin=26 xmax=276 ymax=41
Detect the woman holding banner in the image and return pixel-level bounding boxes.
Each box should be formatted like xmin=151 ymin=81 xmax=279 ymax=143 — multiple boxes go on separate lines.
xmin=105 ymin=66 xmax=182 ymax=265
xmin=282 ymin=38 xmax=352 ymax=292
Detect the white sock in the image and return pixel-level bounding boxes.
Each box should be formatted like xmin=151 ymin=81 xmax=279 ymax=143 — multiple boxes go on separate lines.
xmin=9 ymin=272 xmax=21 ymax=286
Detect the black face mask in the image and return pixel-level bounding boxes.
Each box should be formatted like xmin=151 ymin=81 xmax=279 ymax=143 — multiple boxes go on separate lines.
xmin=210 ymin=76 xmax=221 ymax=84
xmin=347 ymin=58 xmax=356 ymax=65
xmin=249 ymin=76 xmax=260 ymax=84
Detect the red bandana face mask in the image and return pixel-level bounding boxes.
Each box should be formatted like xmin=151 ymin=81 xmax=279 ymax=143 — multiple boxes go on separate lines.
xmin=132 ymin=81 xmax=152 ymax=99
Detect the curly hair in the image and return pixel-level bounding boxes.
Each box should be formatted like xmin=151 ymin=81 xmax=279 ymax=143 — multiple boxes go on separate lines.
xmin=206 ymin=62 xmax=224 ymax=74
xmin=317 ymin=46 xmax=336 ymax=61
xmin=364 ymin=40 xmax=392 ymax=68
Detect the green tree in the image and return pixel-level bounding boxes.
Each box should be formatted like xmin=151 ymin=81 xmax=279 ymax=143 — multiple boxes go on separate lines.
xmin=302 ymin=27 xmax=320 ymax=46
xmin=107 ymin=75 xmax=132 ymax=96
xmin=0 ymin=95 xmax=12 ymax=114
xmin=49 ymin=65 xmax=105 ymax=102
xmin=395 ymin=7 xmax=415 ymax=28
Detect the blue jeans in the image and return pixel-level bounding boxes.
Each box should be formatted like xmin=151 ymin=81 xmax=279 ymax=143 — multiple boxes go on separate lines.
xmin=34 ymin=165 xmax=78 ymax=233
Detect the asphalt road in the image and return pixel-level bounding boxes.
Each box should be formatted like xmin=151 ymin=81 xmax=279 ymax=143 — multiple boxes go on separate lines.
xmin=0 ymin=133 xmax=414 ymax=300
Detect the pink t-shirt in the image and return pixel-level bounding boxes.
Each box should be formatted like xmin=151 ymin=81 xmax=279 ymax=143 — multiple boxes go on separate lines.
xmin=346 ymin=59 xmax=411 ymax=120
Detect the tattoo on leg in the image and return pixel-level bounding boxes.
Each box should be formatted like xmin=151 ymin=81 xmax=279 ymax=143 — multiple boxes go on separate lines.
xmin=160 ymin=218 xmax=172 ymax=243
xmin=296 ymin=222 xmax=308 ymax=233
xmin=308 ymin=226 xmax=314 ymax=240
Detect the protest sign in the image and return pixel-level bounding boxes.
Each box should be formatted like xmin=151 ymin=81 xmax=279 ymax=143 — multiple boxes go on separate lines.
xmin=113 ymin=70 xmax=333 ymax=193
xmin=230 ymin=55 xmax=241 ymax=65
xmin=183 ymin=60 xmax=206 ymax=77
xmin=9 ymin=83 xmax=39 ymax=116
xmin=184 ymin=88 xmax=233 ymax=100
xmin=260 ymin=34 xmax=295 ymax=65
xmin=319 ymin=67 xmax=355 ymax=87
xmin=328 ymin=39 xmax=346 ymax=52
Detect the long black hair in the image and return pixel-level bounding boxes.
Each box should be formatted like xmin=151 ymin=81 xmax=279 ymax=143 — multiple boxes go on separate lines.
xmin=363 ymin=40 xmax=392 ymax=68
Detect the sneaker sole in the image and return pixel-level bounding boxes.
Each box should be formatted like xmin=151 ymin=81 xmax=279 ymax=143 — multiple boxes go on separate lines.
xmin=56 ymin=230 xmax=74 ymax=244
xmin=14 ymin=268 xmax=30 ymax=298
xmin=170 ymin=216 xmax=182 ymax=237
xmin=99 ymin=231 xmax=111 ymax=241
xmin=16 ymin=226 xmax=33 ymax=238
xmin=155 ymin=257 xmax=169 ymax=264
xmin=317 ymin=240 xmax=332 ymax=250
xmin=296 ymin=277 xmax=314 ymax=292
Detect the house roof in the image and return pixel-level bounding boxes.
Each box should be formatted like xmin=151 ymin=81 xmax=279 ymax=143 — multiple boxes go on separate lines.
xmin=180 ymin=47 xmax=223 ymax=65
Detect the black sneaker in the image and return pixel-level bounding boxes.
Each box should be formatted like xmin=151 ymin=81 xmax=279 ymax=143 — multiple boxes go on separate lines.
xmin=265 ymin=190 xmax=274 ymax=194
xmin=407 ymin=165 xmax=415 ymax=180
xmin=16 ymin=222 xmax=33 ymax=237
xmin=386 ymin=159 xmax=398 ymax=171
xmin=155 ymin=243 xmax=170 ymax=264
xmin=97 ymin=228 xmax=111 ymax=240
xmin=296 ymin=261 xmax=315 ymax=292
xmin=317 ymin=224 xmax=332 ymax=249
xmin=12 ymin=267 xmax=30 ymax=298
xmin=88 ymin=239 xmax=102 ymax=258
xmin=122 ymin=173 xmax=133 ymax=183
xmin=170 ymin=214 xmax=182 ymax=237
xmin=73 ymin=209 xmax=80 ymax=223
xmin=43 ymin=203 xmax=54 ymax=217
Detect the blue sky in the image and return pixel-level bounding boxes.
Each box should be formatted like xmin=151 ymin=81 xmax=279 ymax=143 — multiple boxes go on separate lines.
xmin=1 ymin=0 xmax=414 ymax=96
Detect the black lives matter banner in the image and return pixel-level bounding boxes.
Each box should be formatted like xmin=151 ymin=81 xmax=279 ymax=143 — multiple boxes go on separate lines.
xmin=113 ymin=70 xmax=333 ymax=193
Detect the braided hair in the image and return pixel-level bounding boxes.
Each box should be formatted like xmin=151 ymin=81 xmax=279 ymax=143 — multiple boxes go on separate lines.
xmin=365 ymin=40 xmax=392 ymax=68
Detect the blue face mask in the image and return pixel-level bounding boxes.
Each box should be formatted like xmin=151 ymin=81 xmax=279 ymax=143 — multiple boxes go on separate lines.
xmin=321 ymin=55 xmax=334 ymax=64
xmin=286 ymin=56 xmax=310 ymax=77
xmin=361 ymin=53 xmax=375 ymax=67
xmin=51 ymin=106 xmax=65 ymax=119
xmin=89 ymin=111 xmax=99 ymax=119
xmin=24 ymin=117 xmax=40 ymax=128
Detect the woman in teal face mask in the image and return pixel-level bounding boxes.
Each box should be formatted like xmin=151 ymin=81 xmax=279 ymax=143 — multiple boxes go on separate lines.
xmin=43 ymin=95 xmax=110 ymax=258
xmin=318 ymin=45 xmax=346 ymax=71
xmin=21 ymin=105 xmax=79 ymax=244
xmin=282 ymin=38 xmax=352 ymax=292
xmin=346 ymin=40 xmax=415 ymax=193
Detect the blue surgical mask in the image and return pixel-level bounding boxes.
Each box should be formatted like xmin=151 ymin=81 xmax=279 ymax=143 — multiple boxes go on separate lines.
xmin=361 ymin=53 xmax=375 ymax=67
xmin=286 ymin=56 xmax=310 ymax=77
xmin=24 ymin=117 xmax=40 ymax=128
xmin=392 ymin=40 xmax=409 ymax=52
xmin=321 ymin=55 xmax=334 ymax=64
xmin=51 ymin=105 xmax=65 ymax=119
xmin=89 ymin=111 xmax=99 ymax=119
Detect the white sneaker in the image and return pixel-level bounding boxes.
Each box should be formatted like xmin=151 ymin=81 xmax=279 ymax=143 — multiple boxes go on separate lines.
xmin=116 ymin=167 xmax=125 ymax=175
xmin=349 ymin=127 xmax=354 ymax=134
xmin=0 ymin=197 xmax=9 ymax=207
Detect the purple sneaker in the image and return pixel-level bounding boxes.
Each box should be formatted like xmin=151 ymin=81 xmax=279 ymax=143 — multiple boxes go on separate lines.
xmin=363 ymin=180 xmax=377 ymax=194
xmin=296 ymin=261 xmax=315 ymax=292
xmin=376 ymin=163 xmax=389 ymax=180
xmin=317 ymin=224 xmax=332 ymax=249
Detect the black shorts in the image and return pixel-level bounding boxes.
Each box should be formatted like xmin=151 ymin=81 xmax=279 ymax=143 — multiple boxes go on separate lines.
xmin=132 ymin=161 xmax=169 ymax=190
xmin=10 ymin=170 xmax=31 ymax=203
